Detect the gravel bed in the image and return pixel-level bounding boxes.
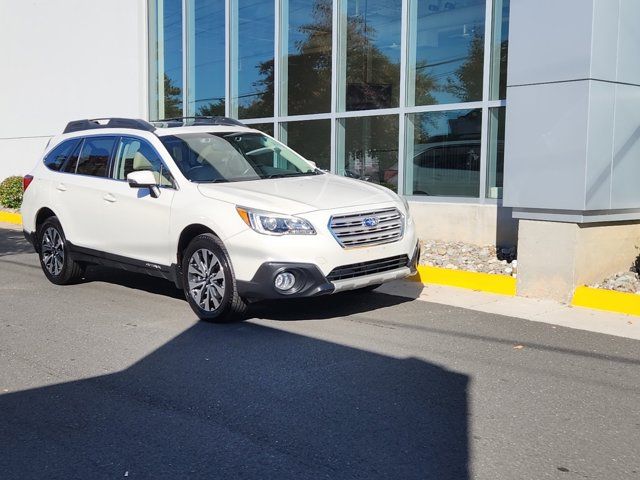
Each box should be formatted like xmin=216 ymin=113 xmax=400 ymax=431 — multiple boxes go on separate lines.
xmin=419 ymin=240 xmax=517 ymax=277
xmin=591 ymin=269 xmax=640 ymax=294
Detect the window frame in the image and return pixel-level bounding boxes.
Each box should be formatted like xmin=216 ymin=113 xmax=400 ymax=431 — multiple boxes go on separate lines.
xmin=43 ymin=138 xmax=83 ymax=172
xmin=72 ymin=135 xmax=119 ymax=179
xmin=110 ymin=135 xmax=178 ymax=189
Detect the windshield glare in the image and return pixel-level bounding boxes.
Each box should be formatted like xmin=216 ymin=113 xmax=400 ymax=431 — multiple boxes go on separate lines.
xmin=159 ymin=131 xmax=321 ymax=183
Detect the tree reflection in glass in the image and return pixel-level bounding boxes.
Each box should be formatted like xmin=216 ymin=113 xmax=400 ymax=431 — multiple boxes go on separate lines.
xmin=409 ymin=0 xmax=486 ymax=106
xmin=285 ymin=0 xmax=333 ymax=116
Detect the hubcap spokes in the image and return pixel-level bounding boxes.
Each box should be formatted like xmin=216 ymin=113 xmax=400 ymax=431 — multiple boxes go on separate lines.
xmin=42 ymin=227 xmax=64 ymax=276
xmin=188 ymin=248 xmax=225 ymax=312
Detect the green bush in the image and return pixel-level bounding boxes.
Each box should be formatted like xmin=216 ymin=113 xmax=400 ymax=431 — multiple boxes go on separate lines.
xmin=0 ymin=176 xmax=23 ymax=209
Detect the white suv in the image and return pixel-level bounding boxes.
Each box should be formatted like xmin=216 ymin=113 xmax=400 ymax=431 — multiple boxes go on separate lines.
xmin=21 ymin=117 xmax=419 ymax=321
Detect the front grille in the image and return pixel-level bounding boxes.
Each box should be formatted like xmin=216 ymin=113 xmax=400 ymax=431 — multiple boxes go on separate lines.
xmin=327 ymin=255 xmax=409 ymax=281
xmin=329 ymin=208 xmax=404 ymax=248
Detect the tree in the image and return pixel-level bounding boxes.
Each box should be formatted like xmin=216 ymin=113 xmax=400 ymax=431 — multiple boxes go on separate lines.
xmin=163 ymin=74 xmax=182 ymax=119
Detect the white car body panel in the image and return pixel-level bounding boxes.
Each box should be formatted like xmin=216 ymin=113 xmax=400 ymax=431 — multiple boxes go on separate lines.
xmin=21 ymin=123 xmax=418 ymax=296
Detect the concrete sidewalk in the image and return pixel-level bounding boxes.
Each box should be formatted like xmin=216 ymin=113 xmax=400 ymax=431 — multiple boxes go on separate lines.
xmin=380 ymin=280 xmax=640 ymax=341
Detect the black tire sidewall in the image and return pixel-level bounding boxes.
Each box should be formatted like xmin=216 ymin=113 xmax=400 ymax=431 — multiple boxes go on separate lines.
xmin=181 ymin=234 xmax=236 ymax=321
xmin=37 ymin=217 xmax=71 ymax=285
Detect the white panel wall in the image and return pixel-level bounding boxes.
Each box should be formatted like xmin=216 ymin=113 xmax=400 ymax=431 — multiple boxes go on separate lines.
xmin=0 ymin=0 xmax=148 ymax=179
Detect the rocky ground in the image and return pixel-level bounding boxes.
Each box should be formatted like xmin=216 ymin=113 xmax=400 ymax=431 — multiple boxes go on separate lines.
xmin=591 ymin=269 xmax=640 ymax=294
xmin=419 ymin=240 xmax=517 ymax=277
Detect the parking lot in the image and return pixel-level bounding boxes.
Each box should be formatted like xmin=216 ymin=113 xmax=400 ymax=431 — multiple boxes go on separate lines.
xmin=1 ymin=225 xmax=639 ymax=479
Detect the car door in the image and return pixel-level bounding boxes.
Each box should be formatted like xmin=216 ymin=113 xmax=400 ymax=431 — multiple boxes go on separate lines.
xmin=51 ymin=136 xmax=118 ymax=251
xmin=99 ymin=136 xmax=176 ymax=267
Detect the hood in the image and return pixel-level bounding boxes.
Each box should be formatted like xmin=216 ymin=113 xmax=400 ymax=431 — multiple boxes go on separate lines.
xmin=197 ymin=173 xmax=398 ymax=214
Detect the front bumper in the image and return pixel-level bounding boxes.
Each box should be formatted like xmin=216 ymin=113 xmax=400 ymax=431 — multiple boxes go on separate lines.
xmin=236 ymin=241 xmax=420 ymax=301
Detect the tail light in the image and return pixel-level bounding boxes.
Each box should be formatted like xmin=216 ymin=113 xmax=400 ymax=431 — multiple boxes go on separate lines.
xmin=23 ymin=175 xmax=34 ymax=191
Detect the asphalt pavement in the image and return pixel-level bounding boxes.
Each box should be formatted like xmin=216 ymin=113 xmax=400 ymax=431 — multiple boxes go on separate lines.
xmin=0 ymin=226 xmax=639 ymax=479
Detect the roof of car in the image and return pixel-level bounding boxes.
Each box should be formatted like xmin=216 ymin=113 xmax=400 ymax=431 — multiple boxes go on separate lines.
xmin=153 ymin=124 xmax=258 ymax=137
xmin=61 ymin=117 xmax=258 ymax=137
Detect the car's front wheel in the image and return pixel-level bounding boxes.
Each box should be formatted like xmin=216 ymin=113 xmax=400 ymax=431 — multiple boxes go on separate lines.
xmin=181 ymin=233 xmax=248 ymax=322
xmin=37 ymin=216 xmax=84 ymax=285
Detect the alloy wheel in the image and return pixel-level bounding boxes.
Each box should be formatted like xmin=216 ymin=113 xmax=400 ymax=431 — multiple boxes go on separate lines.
xmin=187 ymin=248 xmax=226 ymax=312
xmin=41 ymin=227 xmax=65 ymax=276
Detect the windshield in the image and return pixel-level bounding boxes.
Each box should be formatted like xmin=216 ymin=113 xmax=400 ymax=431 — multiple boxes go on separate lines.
xmin=159 ymin=131 xmax=322 ymax=183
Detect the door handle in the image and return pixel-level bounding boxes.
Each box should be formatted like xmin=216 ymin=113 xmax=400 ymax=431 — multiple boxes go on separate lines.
xmin=56 ymin=183 xmax=67 ymax=192
xmin=103 ymin=193 xmax=116 ymax=203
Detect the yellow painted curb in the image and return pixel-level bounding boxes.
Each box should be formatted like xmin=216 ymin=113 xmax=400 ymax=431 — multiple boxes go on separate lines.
xmin=572 ymin=286 xmax=640 ymax=316
xmin=411 ymin=265 xmax=516 ymax=296
xmin=0 ymin=211 xmax=22 ymax=226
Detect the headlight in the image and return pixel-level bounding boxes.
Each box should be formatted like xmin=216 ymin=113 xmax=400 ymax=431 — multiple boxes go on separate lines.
xmin=236 ymin=207 xmax=316 ymax=235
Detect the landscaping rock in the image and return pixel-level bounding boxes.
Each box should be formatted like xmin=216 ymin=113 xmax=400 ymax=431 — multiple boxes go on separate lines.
xmin=419 ymin=240 xmax=517 ymax=276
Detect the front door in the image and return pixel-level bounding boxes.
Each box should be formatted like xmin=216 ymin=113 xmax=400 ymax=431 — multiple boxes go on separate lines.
xmin=99 ymin=136 xmax=176 ymax=267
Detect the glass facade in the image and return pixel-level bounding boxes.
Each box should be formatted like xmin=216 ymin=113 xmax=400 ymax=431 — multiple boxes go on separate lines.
xmin=149 ymin=0 xmax=509 ymax=200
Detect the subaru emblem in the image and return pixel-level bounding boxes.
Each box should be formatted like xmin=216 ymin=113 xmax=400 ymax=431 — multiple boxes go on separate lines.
xmin=362 ymin=217 xmax=379 ymax=228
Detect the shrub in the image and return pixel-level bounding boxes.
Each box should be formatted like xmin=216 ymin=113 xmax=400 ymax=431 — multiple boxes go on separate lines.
xmin=0 ymin=176 xmax=23 ymax=209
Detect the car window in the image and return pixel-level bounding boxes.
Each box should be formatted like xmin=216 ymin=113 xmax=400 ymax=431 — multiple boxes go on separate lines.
xmin=113 ymin=137 xmax=175 ymax=187
xmin=61 ymin=139 xmax=84 ymax=173
xmin=76 ymin=137 xmax=116 ymax=177
xmin=44 ymin=139 xmax=81 ymax=172
xmin=160 ymin=132 xmax=320 ymax=183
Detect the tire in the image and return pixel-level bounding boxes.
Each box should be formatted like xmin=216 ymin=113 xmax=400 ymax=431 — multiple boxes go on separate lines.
xmin=181 ymin=233 xmax=248 ymax=322
xmin=37 ymin=216 xmax=84 ymax=285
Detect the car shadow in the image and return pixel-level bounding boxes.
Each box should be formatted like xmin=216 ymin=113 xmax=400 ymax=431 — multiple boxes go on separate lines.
xmin=0 ymin=227 xmax=33 ymax=257
xmin=0 ymin=322 xmax=470 ymax=479
xmin=253 ymin=288 xmax=420 ymax=320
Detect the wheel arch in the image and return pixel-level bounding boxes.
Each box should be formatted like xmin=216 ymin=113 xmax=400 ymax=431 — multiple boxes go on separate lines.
xmin=176 ymin=224 xmax=219 ymax=266
xmin=35 ymin=207 xmax=57 ymax=231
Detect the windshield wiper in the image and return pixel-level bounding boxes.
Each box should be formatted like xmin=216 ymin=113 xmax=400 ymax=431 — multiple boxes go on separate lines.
xmin=199 ymin=178 xmax=229 ymax=183
xmin=265 ymin=171 xmax=318 ymax=179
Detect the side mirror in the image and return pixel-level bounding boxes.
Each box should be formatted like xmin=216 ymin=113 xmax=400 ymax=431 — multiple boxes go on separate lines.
xmin=127 ymin=170 xmax=160 ymax=198
xmin=307 ymin=160 xmax=317 ymax=169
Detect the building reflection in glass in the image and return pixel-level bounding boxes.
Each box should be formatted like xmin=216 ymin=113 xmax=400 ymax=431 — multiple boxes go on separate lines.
xmin=406 ymin=109 xmax=482 ymax=197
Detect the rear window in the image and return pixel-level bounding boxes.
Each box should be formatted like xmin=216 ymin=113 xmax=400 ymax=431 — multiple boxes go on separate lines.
xmin=44 ymin=139 xmax=81 ymax=171
xmin=76 ymin=137 xmax=116 ymax=177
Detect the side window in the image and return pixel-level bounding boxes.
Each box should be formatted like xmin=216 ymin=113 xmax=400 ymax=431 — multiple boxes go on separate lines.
xmin=44 ymin=139 xmax=81 ymax=171
xmin=76 ymin=136 xmax=116 ymax=177
xmin=61 ymin=140 xmax=84 ymax=173
xmin=113 ymin=137 xmax=175 ymax=187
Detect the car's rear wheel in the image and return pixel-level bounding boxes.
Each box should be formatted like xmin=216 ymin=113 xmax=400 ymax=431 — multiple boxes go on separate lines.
xmin=182 ymin=233 xmax=248 ymax=322
xmin=37 ymin=216 xmax=84 ymax=285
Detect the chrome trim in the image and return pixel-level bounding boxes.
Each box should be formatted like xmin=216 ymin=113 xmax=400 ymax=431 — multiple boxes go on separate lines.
xmin=328 ymin=207 xmax=405 ymax=248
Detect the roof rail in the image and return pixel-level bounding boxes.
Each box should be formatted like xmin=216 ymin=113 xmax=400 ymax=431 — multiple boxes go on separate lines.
xmin=63 ymin=118 xmax=156 ymax=134
xmin=151 ymin=116 xmax=247 ymax=128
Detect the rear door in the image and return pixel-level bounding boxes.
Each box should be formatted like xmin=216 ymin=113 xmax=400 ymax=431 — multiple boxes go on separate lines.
xmin=51 ymin=136 xmax=117 ymax=251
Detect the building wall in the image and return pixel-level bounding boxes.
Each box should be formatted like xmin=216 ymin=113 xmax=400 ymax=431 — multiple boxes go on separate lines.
xmin=504 ymin=0 xmax=640 ymax=221
xmin=0 ymin=0 xmax=148 ymax=180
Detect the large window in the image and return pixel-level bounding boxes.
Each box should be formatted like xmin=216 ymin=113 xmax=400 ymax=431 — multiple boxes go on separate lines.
xmin=149 ymin=0 xmax=509 ymax=201
xmin=339 ymin=115 xmax=399 ymax=192
xmin=187 ymin=0 xmax=225 ymax=116
xmin=490 ymin=0 xmax=509 ymax=100
xmin=281 ymin=120 xmax=331 ymax=170
xmin=231 ymin=0 xmax=275 ymax=119
xmin=284 ymin=0 xmax=333 ymax=116
xmin=343 ymin=0 xmax=402 ymax=111
xmin=405 ymin=109 xmax=482 ymax=197
xmin=408 ymin=0 xmax=486 ymax=106
xmin=150 ymin=0 xmax=183 ymax=119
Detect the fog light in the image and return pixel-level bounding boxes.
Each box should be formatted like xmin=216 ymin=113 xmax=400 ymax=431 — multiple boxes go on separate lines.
xmin=274 ymin=271 xmax=296 ymax=291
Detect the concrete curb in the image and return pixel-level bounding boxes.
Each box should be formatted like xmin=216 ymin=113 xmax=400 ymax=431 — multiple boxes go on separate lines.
xmin=411 ymin=265 xmax=517 ymax=296
xmin=572 ymin=286 xmax=640 ymax=317
xmin=0 ymin=211 xmax=22 ymax=226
